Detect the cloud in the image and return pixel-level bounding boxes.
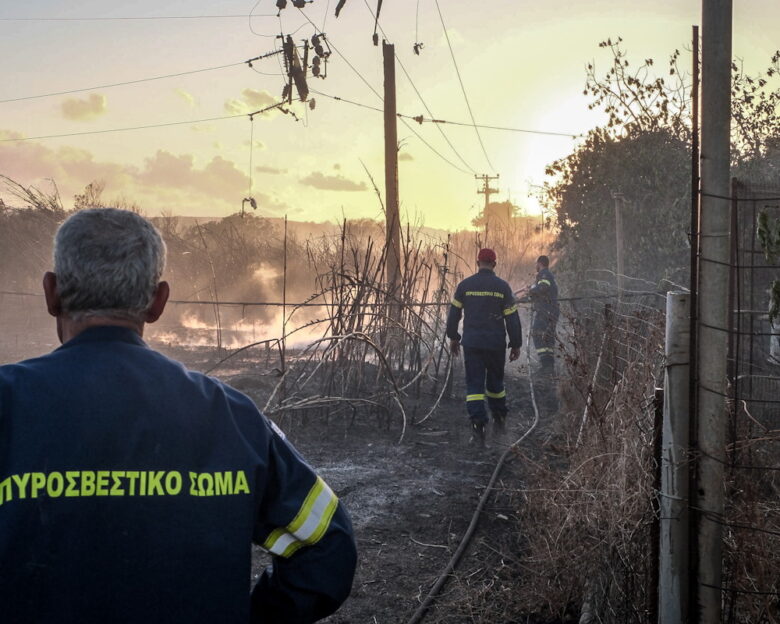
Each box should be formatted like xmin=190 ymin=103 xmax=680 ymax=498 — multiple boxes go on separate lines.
xmin=0 ymin=132 xmax=286 ymax=216
xmin=224 ymin=88 xmax=278 ymax=116
xmin=255 ymin=165 xmax=287 ymax=174
xmin=243 ymin=139 xmax=266 ymax=149
xmin=300 ymin=171 xmax=367 ymax=192
xmin=174 ymin=88 xmax=196 ymax=108
xmin=61 ymin=93 xmax=107 ymax=121
xmin=138 ymin=150 xmax=248 ymax=199
xmin=399 ymin=152 xmax=414 ymax=161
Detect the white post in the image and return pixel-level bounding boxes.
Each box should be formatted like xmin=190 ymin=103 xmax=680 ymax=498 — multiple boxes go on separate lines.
xmin=696 ymin=1 xmax=732 ymax=622
xmin=660 ymin=292 xmax=690 ymax=624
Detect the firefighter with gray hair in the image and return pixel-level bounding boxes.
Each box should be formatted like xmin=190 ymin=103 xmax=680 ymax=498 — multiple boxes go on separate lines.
xmin=0 ymin=208 xmax=356 ymax=623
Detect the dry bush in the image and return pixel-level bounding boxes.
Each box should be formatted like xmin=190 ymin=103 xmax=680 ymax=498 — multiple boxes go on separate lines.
xmin=722 ymin=400 xmax=780 ymax=622
xmin=427 ymin=287 xmax=667 ymax=623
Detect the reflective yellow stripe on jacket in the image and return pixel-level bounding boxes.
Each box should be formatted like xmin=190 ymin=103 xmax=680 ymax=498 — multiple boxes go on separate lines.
xmin=262 ymin=476 xmax=339 ymax=558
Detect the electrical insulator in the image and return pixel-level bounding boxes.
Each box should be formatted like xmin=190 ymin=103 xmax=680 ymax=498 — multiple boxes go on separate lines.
xmin=312 ymin=56 xmax=321 ymax=76
xmin=276 ymin=0 xmax=287 ymax=9
xmin=292 ymin=0 xmax=306 ymax=6
xmin=309 ymin=99 xmax=316 ymax=110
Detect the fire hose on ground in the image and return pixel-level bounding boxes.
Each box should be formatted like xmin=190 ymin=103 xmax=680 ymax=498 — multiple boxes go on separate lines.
xmin=405 ymin=315 xmax=541 ymax=624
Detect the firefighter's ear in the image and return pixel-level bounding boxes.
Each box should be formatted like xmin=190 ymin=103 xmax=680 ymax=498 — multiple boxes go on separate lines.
xmin=145 ymin=281 xmax=170 ymax=324
xmin=43 ymin=272 xmax=61 ymax=317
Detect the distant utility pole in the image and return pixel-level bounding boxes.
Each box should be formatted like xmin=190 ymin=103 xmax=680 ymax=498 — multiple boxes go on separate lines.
xmin=694 ymin=2 xmax=732 ymax=623
xmin=611 ymin=191 xmax=625 ymax=301
xmin=383 ymin=40 xmax=401 ymax=300
xmin=475 ymin=174 xmax=499 ymax=215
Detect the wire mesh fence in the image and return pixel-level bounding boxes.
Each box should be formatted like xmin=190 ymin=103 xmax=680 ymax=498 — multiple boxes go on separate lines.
xmin=474 ymin=271 xmax=670 ymax=623
xmin=722 ymin=180 xmax=780 ymax=620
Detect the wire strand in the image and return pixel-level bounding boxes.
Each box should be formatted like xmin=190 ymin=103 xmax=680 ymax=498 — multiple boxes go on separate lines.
xmin=0 ymin=62 xmax=245 ymax=104
xmin=311 ymin=88 xmax=578 ymax=137
xmin=247 ymin=117 xmax=255 ymax=197
xmin=359 ymin=0 xmax=477 ymax=174
xmin=0 ymin=14 xmax=271 ymax=22
xmin=297 ymin=8 xmax=472 ymax=175
xmin=0 ymin=114 xmax=246 ymax=142
xmin=434 ymin=0 xmax=495 ymax=172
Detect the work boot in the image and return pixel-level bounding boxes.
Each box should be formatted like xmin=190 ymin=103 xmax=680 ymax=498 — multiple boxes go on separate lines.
xmin=493 ymin=412 xmax=507 ymax=434
xmin=469 ymin=421 xmax=486 ymax=447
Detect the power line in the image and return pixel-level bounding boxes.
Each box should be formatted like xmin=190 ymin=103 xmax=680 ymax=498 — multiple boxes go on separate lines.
xmin=0 ymin=61 xmax=245 ymax=104
xmin=311 ymin=89 xmax=579 ymax=138
xmin=248 ymin=0 xmax=281 ymax=38
xmin=0 ymin=113 xmax=247 ymax=143
xmin=0 ymin=88 xmax=577 ymax=147
xmin=434 ymin=0 xmax=496 ymax=172
xmin=295 ymin=8 xmax=472 ymax=175
xmin=0 ymin=14 xmax=274 ymax=22
xmin=360 ymin=0 xmax=476 ymax=174
xmin=406 ymin=116 xmax=579 ymax=138
xmin=311 ymin=89 xmax=383 ymax=113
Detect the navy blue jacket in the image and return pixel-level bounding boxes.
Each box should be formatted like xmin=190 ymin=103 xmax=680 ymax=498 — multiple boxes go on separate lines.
xmin=0 ymin=326 xmax=356 ymax=624
xmin=446 ymin=268 xmax=522 ymax=351
xmin=528 ymin=267 xmax=559 ymax=325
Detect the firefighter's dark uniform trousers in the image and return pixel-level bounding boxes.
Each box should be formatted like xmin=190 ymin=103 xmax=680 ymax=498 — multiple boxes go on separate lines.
xmin=0 ymin=326 xmax=357 ymax=624
xmin=446 ymin=269 xmax=522 ymax=424
xmin=529 ymin=267 xmax=559 ymax=371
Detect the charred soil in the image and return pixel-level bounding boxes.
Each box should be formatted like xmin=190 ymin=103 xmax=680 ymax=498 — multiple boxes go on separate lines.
xmin=176 ymin=344 xmax=557 ymax=624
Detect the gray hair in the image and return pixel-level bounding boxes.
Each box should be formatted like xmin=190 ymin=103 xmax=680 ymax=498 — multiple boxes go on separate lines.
xmin=53 ymin=208 xmax=167 ymax=322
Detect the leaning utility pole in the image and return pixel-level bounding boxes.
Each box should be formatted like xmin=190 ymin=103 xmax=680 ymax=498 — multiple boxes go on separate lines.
xmin=383 ymin=40 xmax=401 ymax=300
xmin=694 ymin=2 xmax=732 ymax=623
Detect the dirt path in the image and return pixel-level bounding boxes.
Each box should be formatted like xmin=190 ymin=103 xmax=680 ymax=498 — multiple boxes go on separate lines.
xmin=158 ymin=344 xmax=544 ymax=623
xmin=231 ymin=366 xmax=541 ymax=623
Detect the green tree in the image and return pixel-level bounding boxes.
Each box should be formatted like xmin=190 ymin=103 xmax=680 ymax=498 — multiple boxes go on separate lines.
xmin=542 ymin=39 xmax=780 ymax=290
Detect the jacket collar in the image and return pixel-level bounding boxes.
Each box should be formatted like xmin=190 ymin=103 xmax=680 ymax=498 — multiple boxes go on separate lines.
xmin=56 ymin=325 xmax=148 ymax=351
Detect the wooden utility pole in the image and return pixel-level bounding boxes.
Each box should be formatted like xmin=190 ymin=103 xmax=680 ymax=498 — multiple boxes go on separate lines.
xmin=695 ymin=2 xmax=732 ymax=622
xmin=475 ymin=174 xmax=499 ymax=215
xmin=612 ymin=191 xmax=625 ymax=301
xmin=383 ymin=40 xmax=401 ymax=299
xmin=687 ymin=24 xmax=701 ymax=624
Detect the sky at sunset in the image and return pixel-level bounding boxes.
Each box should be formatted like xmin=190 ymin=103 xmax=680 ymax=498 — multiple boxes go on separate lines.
xmin=1 ymin=0 xmax=778 ymax=230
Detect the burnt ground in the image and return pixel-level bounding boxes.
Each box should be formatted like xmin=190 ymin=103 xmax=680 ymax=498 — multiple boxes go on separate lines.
xmin=171 ymin=344 xmax=559 ymax=624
